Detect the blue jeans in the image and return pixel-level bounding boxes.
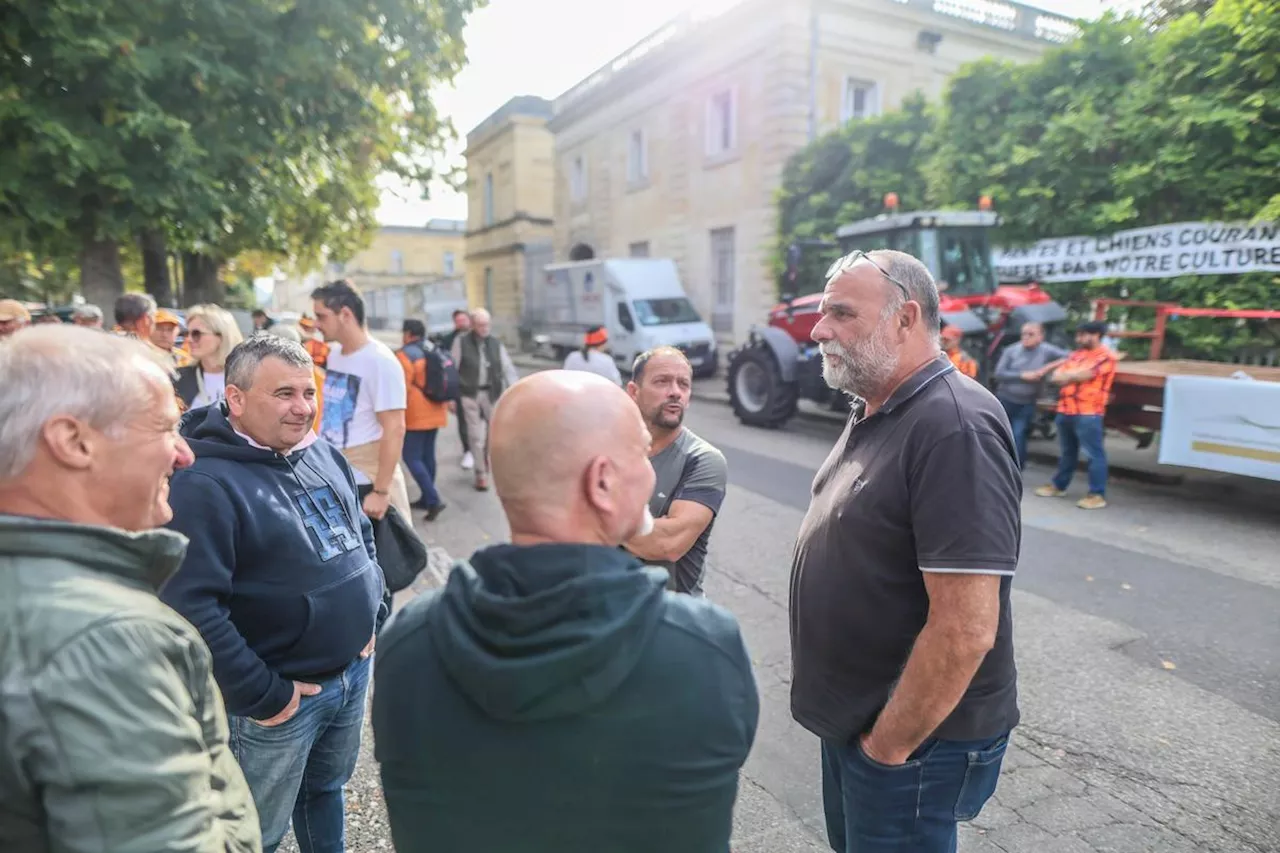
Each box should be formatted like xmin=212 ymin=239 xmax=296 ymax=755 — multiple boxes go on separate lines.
xmin=821 ymin=733 xmax=1009 ymax=852
xmin=402 ymin=429 xmax=441 ymax=507
xmin=1052 ymin=414 xmax=1108 ymax=496
xmin=228 ymin=654 xmax=372 ymax=853
xmin=999 ymin=399 xmax=1037 ymax=469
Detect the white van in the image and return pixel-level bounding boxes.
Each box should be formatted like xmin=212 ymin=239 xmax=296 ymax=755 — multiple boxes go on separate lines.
xmin=527 ymin=258 xmax=718 ymax=377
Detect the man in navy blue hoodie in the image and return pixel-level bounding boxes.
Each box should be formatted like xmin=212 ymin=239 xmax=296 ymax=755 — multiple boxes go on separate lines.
xmin=163 ymin=335 xmax=385 ymax=853
xmin=373 ymin=370 xmax=759 ymax=852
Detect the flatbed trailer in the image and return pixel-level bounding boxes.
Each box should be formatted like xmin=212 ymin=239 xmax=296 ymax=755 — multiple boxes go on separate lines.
xmin=1104 ymin=359 xmax=1280 ymax=434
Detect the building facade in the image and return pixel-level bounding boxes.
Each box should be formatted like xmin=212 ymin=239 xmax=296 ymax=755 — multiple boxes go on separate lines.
xmin=333 ymin=221 xmax=467 ymax=331
xmin=548 ymin=0 xmax=1077 ymax=344
xmin=463 ymin=95 xmax=556 ymax=344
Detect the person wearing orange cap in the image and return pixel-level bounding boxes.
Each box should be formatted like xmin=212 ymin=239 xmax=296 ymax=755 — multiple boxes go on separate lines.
xmin=941 ymin=326 xmax=979 ymax=380
xmin=0 ymin=299 xmax=31 ymax=338
xmin=298 ymin=315 xmax=329 ymax=369
xmin=562 ymin=324 xmax=622 ymax=385
xmin=152 ymin=309 xmax=194 ymax=368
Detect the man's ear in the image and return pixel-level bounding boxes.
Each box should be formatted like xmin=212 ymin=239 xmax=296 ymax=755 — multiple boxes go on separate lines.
xmin=41 ymin=415 xmax=95 ymax=471
xmin=626 ymin=381 xmax=639 ymax=401
xmin=224 ymin=384 xmax=248 ymax=418
xmin=582 ymin=454 xmax=614 ymax=515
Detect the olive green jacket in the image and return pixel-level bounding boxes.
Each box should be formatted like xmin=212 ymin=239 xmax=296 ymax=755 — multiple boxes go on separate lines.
xmin=0 ymin=515 xmax=261 ymax=853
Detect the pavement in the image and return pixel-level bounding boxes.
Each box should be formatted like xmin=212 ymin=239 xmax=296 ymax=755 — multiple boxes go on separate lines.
xmin=284 ymin=353 xmax=1280 ymax=853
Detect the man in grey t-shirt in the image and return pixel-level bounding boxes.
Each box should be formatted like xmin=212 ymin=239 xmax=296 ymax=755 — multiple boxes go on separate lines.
xmin=993 ymin=322 xmax=1068 ymax=468
xmin=624 ymin=347 xmax=727 ymax=595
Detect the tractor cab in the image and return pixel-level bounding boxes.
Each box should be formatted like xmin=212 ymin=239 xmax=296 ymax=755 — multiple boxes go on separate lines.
xmin=835 ymin=208 xmax=1069 ymax=364
xmin=727 ymin=204 xmax=1068 ymax=430
xmin=835 ymin=209 xmax=998 ymax=337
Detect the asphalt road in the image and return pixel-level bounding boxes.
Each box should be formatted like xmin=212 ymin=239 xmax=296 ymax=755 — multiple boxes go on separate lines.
xmin=284 ymin=370 xmax=1280 ymax=853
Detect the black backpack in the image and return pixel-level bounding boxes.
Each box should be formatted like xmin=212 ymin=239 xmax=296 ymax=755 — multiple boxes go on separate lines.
xmin=403 ymin=341 xmax=459 ymax=403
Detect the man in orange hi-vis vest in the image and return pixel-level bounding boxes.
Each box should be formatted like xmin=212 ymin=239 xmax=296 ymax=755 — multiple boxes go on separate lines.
xmin=1035 ymin=320 xmax=1117 ymax=510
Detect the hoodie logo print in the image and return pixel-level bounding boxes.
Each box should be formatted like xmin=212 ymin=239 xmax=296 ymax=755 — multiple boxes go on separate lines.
xmin=295 ymin=486 xmax=361 ymax=562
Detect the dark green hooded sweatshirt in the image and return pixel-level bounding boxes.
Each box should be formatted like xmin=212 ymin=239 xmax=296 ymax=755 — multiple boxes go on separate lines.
xmin=372 ymin=543 xmax=759 ymax=853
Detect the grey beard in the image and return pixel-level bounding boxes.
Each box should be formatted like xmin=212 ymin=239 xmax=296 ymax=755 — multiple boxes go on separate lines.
xmin=821 ymin=342 xmax=897 ymax=400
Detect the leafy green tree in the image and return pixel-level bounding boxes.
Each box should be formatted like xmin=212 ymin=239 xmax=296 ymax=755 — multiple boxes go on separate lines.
xmin=775 ymin=1 xmax=1278 ymax=359
xmin=775 ymin=93 xmax=935 ymax=294
xmin=0 ymin=0 xmax=479 ymax=307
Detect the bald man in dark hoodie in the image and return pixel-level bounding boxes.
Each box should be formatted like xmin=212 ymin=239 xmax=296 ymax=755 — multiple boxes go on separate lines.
xmin=372 ymin=370 xmax=759 ymax=853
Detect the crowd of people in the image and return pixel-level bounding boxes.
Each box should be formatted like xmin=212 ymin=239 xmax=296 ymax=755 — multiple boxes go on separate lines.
xmin=0 ymin=251 xmax=1123 ymax=853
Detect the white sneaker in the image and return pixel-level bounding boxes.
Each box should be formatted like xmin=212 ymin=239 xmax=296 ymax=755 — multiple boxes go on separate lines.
xmin=461 ymin=451 xmax=475 ymax=470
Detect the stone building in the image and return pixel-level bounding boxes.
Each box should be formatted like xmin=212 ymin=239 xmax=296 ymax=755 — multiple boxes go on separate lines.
xmin=463 ymin=95 xmax=556 ymax=343
xmin=548 ymin=0 xmax=1077 ymax=344
xmin=333 ymin=220 xmax=467 ymax=332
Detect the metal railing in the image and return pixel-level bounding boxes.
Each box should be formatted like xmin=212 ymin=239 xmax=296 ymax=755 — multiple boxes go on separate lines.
xmin=1091 ymin=298 xmax=1280 ymax=362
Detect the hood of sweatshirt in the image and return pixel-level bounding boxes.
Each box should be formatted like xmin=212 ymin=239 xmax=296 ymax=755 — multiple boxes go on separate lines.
xmin=427 ymin=542 xmax=668 ymax=722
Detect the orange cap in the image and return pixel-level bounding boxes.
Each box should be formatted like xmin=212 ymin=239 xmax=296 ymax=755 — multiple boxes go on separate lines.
xmin=155 ymin=309 xmax=182 ymax=327
xmin=299 ymin=315 xmax=316 ymax=330
xmin=584 ymin=327 xmax=608 ymax=347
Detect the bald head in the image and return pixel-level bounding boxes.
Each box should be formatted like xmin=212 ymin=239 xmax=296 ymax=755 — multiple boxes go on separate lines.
xmin=471 ymin=308 xmax=492 ymax=337
xmin=491 ymin=370 xmax=656 ymax=547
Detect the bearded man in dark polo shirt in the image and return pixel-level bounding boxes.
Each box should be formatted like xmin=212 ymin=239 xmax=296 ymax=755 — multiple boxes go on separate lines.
xmin=790 ymin=249 xmax=1022 ymax=853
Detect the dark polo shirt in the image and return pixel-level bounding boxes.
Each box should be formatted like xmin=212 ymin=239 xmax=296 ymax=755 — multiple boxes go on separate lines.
xmin=789 ymin=354 xmax=1022 ymax=744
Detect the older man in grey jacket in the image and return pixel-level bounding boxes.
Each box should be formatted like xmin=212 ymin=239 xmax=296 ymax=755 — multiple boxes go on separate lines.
xmin=0 ymin=325 xmax=260 ymax=853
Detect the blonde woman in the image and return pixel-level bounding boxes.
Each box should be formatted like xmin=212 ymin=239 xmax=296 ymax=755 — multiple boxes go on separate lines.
xmin=174 ymin=304 xmax=244 ymax=410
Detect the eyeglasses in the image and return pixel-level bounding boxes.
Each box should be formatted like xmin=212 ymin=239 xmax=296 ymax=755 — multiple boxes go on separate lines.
xmin=187 ymin=329 xmax=221 ymax=341
xmin=825 ymin=250 xmax=910 ymax=301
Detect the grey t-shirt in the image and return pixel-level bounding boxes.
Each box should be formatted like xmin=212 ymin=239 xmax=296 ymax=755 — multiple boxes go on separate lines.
xmin=993 ymin=341 xmax=1069 ymax=404
xmin=647 ymin=428 xmax=728 ymax=596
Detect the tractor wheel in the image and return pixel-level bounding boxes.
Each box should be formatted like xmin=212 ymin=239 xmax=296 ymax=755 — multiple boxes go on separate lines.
xmin=727 ymin=343 xmax=799 ymax=428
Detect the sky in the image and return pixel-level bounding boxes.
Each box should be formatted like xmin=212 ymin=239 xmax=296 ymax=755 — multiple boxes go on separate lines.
xmin=375 ymin=0 xmax=1123 ymax=227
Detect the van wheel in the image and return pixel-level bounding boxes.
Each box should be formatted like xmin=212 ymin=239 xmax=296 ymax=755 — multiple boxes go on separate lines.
xmin=727 ymin=342 xmax=798 ymax=428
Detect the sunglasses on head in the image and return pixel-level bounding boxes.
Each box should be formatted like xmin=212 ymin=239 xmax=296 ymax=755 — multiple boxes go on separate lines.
xmin=825 ymin=250 xmax=910 ymax=301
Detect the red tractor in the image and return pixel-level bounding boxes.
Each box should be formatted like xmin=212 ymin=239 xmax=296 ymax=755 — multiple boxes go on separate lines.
xmin=726 ymin=208 xmax=1068 ymax=428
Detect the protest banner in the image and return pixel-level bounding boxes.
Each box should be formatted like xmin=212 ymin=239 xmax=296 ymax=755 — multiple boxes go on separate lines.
xmin=993 ymin=221 xmax=1280 ymax=283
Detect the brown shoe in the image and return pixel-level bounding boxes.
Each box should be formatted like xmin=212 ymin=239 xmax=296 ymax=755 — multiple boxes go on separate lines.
xmin=474 ymin=475 xmax=489 ymax=492
xmin=1077 ymin=493 xmax=1107 ymax=510
xmin=1034 ymin=484 xmax=1066 ymax=498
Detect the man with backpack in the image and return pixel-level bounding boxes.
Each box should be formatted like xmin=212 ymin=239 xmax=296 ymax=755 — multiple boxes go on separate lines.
xmin=397 ymin=319 xmax=455 ymax=520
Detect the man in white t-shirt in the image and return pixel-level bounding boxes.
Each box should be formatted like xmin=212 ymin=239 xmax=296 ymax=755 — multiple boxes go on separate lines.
xmin=311 ymin=280 xmax=411 ymax=520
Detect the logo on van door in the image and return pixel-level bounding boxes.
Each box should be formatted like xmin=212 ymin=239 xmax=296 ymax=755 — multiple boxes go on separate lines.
xmin=583 ymin=272 xmax=594 ymax=293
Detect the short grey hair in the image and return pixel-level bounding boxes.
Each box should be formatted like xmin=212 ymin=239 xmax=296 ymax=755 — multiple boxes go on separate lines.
xmin=0 ymin=325 xmax=170 ymax=480
xmin=72 ymin=304 xmax=103 ymax=321
xmin=869 ymin=250 xmax=942 ymax=334
xmin=267 ymin=324 xmax=302 ymax=343
xmin=114 ymin=292 xmax=157 ymax=326
xmin=225 ymin=332 xmax=314 ymax=390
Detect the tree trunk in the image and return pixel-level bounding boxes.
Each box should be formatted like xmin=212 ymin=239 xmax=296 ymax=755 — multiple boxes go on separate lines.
xmin=139 ymin=230 xmax=174 ymax=307
xmin=79 ymin=237 xmax=124 ymax=314
xmin=182 ymin=252 xmax=224 ymax=305
xmin=170 ymin=253 xmax=183 ymax=304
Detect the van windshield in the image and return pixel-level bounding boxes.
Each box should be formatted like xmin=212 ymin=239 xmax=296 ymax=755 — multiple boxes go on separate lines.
xmin=632 ymin=298 xmax=701 ymax=326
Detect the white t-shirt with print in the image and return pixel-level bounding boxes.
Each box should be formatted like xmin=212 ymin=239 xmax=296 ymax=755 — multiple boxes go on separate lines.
xmin=320 ymin=339 xmax=407 ymax=449
xmin=191 ymin=371 xmax=227 ymax=410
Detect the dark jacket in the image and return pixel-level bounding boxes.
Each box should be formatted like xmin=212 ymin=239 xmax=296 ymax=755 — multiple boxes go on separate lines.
xmin=372 ymin=543 xmax=759 ymax=853
xmin=455 ymin=330 xmax=508 ymax=398
xmin=173 ymin=363 xmax=206 ymax=408
xmin=0 ymin=516 xmax=260 ymax=852
xmin=162 ymin=405 xmax=385 ymax=720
